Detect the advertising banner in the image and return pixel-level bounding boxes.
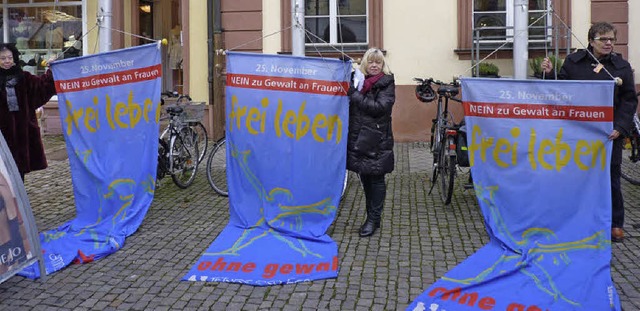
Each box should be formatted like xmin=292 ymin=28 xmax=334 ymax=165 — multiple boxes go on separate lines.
xmin=184 ymin=52 xmax=350 ymax=285
xmin=20 ymin=43 xmax=162 ymax=278
xmin=408 ymin=78 xmax=620 ymax=310
xmin=0 ymin=134 xmax=44 ymax=283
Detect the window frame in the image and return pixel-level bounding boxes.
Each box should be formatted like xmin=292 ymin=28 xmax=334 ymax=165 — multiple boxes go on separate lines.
xmin=303 ymin=0 xmax=368 ymax=49
xmin=457 ymin=0 xmax=571 ymax=58
xmin=472 ymin=0 xmax=551 ymax=44
xmin=281 ymin=0 xmax=383 ymax=56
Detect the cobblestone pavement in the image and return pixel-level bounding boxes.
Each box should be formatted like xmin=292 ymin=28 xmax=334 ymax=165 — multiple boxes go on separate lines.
xmin=0 ymin=136 xmax=639 ymax=310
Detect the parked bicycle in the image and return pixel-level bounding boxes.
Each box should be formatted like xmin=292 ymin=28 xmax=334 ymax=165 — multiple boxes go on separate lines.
xmin=160 ymin=91 xmax=208 ymax=164
xmin=156 ymin=103 xmax=199 ymax=189
xmin=205 ymin=136 xmax=349 ymax=198
xmin=414 ymin=77 xmax=466 ymax=204
xmin=621 ymin=92 xmax=640 ymax=185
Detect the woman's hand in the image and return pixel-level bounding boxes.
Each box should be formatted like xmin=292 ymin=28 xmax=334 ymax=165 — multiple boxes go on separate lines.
xmin=540 ymin=57 xmax=553 ymax=74
xmin=40 ymin=55 xmax=58 ymax=67
xmin=609 ymin=129 xmax=620 ymax=140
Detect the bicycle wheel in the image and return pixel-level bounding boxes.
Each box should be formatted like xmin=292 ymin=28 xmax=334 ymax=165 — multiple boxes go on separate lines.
xmin=438 ymin=136 xmax=456 ymax=204
xmin=170 ymin=127 xmax=199 ymax=188
xmin=622 ymin=135 xmax=640 ymax=185
xmin=430 ymin=120 xmax=443 ymax=187
xmin=156 ymin=138 xmax=169 ymax=182
xmin=429 ymin=118 xmax=437 ymax=152
xmin=190 ymin=121 xmax=208 ymax=164
xmin=207 ymin=138 xmax=228 ymax=196
xmin=340 ymin=170 xmax=349 ymax=199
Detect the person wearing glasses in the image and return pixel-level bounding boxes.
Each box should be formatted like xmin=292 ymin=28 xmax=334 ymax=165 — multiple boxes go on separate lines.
xmin=346 ymin=48 xmax=395 ymax=237
xmin=541 ymin=22 xmax=638 ymax=243
xmin=0 ymin=43 xmax=57 ymax=181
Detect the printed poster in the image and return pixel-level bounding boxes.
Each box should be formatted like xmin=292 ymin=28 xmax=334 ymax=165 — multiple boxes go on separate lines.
xmin=408 ymin=78 xmax=620 ymax=310
xmin=0 ymin=134 xmax=45 ymax=283
xmin=184 ymin=52 xmax=350 ymax=285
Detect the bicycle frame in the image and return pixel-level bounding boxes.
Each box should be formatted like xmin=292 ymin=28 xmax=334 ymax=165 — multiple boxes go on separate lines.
xmin=157 ymin=106 xmax=199 ymax=189
xmin=628 ymin=113 xmax=640 ymax=162
xmin=620 ymin=92 xmax=640 ymax=185
xmin=417 ymin=78 xmax=462 ymax=205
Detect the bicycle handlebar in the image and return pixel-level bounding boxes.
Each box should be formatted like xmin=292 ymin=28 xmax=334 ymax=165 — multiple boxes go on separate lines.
xmin=413 ymin=77 xmax=460 ymax=87
xmin=161 ymin=91 xmax=180 ymax=98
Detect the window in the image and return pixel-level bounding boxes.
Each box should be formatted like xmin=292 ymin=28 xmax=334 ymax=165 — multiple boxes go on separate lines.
xmin=281 ymin=0 xmax=383 ymax=55
xmin=458 ymin=0 xmax=571 ymax=57
xmin=473 ymin=0 xmax=550 ymax=44
xmin=304 ymin=0 xmax=367 ymax=50
xmin=1 ymin=1 xmax=83 ymax=73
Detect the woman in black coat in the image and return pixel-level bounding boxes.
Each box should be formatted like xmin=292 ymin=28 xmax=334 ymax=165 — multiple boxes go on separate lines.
xmin=541 ymin=22 xmax=638 ymax=243
xmin=0 ymin=43 xmax=57 ymax=180
xmin=346 ymin=48 xmax=395 ymax=237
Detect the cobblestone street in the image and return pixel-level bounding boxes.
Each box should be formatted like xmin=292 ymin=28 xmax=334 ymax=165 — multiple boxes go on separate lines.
xmin=0 ymin=136 xmax=638 ymax=310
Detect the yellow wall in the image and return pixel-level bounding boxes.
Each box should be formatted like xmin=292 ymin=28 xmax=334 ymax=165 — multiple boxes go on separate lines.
xmin=86 ymin=1 xmax=98 ymax=53
xmin=571 ymin=0 xmax=590 ymax=53
xmin=124 ymin=2 xmax=132 ymax=48
xmin=188 ymin=0 xmax=210 ymax=104
xmin=263 ymin=0 xmax=282 ymax=54
xmin=385 ymin=1 xmax=472 ymax=84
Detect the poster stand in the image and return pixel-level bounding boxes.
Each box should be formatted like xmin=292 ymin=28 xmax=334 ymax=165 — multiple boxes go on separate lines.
xmin=0 ymin=134 xmax=46 ymax=283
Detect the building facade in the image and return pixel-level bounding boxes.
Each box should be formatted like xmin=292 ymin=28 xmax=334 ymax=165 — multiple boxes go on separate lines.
xmin=3 ymin=0 xmax=638 ymax=141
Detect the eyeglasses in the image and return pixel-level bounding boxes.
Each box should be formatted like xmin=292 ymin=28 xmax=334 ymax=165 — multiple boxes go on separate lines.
xmin=593 ymin=37 xmax=616 ymax=43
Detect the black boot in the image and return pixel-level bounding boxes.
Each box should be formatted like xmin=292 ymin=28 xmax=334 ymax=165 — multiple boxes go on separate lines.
xmin=359 ymin=217 xmax=379 ymax=237
xmin=358 ymin=174 xmax=385 ymax=237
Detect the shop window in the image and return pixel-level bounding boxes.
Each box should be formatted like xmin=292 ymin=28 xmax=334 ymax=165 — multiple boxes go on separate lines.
xmin=139 ymin=0 xmax=154 ymax=44
xmin=1 ymin=1 xmax=83 ymax=74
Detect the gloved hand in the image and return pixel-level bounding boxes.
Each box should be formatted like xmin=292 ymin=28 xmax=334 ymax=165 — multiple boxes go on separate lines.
xmin=352 ymin=69 xmax=364 ymax=91
xmin=339 ymin=54 xmax=352 ymax=62
xmin=347 ymin=85 xmax=357 ymax=96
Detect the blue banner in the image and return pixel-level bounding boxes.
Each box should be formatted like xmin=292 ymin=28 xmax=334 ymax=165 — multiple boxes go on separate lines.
xmin=408 ymin=78 xmax=620 ymax=310
xmin=20 ymin=43 xmax=162 ymax=278
xmin=184 ymin=52 xmax=350 ymax=285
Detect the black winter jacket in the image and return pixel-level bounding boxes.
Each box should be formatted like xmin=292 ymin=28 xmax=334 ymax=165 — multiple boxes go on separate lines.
xmin=346 ymin=74 xmax=395 ymax=175
xmin=547 ymin=48 xmax=637 ymax=137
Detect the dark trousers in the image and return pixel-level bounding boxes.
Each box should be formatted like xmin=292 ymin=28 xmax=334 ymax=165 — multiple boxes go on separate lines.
xmin=611 ymin=138 xmax=624 ymax=228
xmin=359 ymin=174 xmax=386 ymax=223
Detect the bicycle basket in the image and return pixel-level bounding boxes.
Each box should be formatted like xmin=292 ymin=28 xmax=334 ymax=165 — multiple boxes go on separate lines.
xmin=162 ymin=102 xmax=205 ymax=123
xmin=415 ymin=83 xmax=436 ymax=103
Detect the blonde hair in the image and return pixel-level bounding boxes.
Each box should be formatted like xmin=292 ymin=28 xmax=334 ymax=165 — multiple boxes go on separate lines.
xmin=358 ymin=48 xmax=391 ymax=75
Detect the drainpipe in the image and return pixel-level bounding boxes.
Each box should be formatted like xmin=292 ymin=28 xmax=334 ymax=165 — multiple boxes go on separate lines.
xmin=513 ymin=0 xmax=528 ymax=79
xmin=2 ymin=2 xmax=9 ymax=43
xmin=98 ymin=0 xmax=113 ymax=52
xmin=209 ymin=0 xmax=224 ymax=140
xmin=291 ymin=0 xmax=305 ymax=56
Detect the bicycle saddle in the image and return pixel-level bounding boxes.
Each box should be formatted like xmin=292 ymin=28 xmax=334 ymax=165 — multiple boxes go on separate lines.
xmin=438 ymin=85 xmax=459 ymax=96
xmin=167 ymin=106 xmax=184 ymax=116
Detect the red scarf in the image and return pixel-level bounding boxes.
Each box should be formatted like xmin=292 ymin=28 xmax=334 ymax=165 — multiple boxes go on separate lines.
xmin=360 ymin=73 xmax=384 ymax=95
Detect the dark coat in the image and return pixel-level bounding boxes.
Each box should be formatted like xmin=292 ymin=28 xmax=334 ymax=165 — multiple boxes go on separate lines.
xmin=549 ymin=49 xmax=638 ymax=137
xmin=0 ymin=69 xmax=56 ymax=176
xmin=346 ymin=74 xmax=395 ymax=175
